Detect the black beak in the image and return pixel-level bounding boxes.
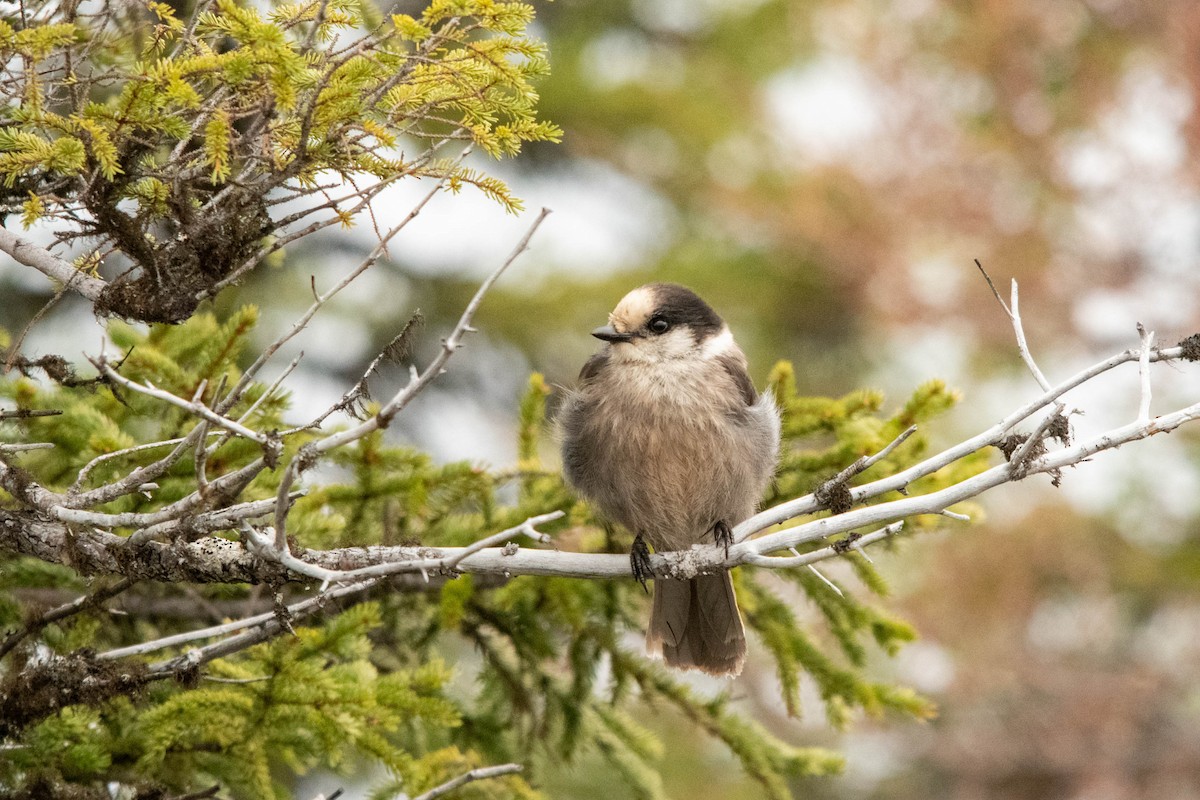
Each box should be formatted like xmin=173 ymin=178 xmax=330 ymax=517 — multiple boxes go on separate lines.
xmin=592 ymin=325 xmax=632 ymax=343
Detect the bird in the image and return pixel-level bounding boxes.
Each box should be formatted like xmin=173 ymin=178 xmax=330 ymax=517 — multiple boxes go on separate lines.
xmin=559 ymin=282 xmax=780 ymax=676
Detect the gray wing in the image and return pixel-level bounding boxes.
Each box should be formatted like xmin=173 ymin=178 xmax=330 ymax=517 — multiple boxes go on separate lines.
xmin=716 ymin=353 xmax=757 ymax=406
xmin=560 ymin=351 xmax=610 ymax=499
xmin=718 ymin=353 xmax=780 ymax=491
xmin=578 ymin=350 xmax=610 ymax=384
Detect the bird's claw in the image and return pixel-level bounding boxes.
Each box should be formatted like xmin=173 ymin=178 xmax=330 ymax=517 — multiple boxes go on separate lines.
xmin=630 ymin=533 xmax=653 ymax=593
xmin=713 ymin=520 xmax=733 ymax=559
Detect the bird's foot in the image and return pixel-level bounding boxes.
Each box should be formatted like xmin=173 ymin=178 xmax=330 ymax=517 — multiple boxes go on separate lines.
xmin=630 ymin=533 xmax=653 ymax=593
xmin=713 ymin=520 xmax=733 ymax=559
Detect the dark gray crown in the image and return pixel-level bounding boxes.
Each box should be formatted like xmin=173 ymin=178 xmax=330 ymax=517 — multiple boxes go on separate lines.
xmin=647 ymin=283 xmax=724 ymax=339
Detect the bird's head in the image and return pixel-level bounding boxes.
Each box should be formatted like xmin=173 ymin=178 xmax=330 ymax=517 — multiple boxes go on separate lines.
xmin=592 ymin=283 xmax=733 ymax=363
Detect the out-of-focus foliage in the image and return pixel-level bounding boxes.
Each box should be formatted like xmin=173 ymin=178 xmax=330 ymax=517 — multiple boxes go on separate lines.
xmin=523 ymin=0 xmax=1198 ymax=338
xmin=0 ymin=307 xmax=972 ymax=797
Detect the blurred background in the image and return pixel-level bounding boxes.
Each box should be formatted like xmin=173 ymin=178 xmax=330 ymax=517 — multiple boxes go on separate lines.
xmin=6 ymin=0 xmax=1200 ymax=797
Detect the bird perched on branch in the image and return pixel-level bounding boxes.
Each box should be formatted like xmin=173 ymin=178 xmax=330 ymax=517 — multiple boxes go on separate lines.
xmin=560 ymin=283 xmax=780 ymax=676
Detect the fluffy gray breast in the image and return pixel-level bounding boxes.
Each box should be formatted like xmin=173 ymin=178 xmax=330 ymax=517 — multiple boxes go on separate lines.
xmin=559 ymin=352 xmax=780 ymax=544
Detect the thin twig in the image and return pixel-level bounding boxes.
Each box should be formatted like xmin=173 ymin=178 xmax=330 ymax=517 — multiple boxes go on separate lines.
xmin=1008 ymin=279 xmax=1052 ymax=391
xmin=742 ymin=523 xmax=905 ymax=570
xmin=1137 ymin=322 xmax=1154 ymax=423
xmin=805 ymin=564 xmax=843 ymax=596
xmin=3 ymin=287 xmax=67 ymax=374
xmin=0 ymin=577 xmax=135 ymax=660
xmin=193 ymin=420 xmax=211 ymax=499
xmin=0 ymin=408 xmax=62 ymax=420
xmin=234 ymin=354 xmax=302 ymax=428
xmin=974 ymin=261 xmax=1052 ymax=391
xmin=70 ymin=434 xmax=201 ymax=494
xmin=92 ymin=357 xmax=276 ymax=449
xmin=826 ymin=425 xmax=918 ymax=487
xmin=135 ymin=575 xmax=402 ymax=674
xmin=68 ymin=424 xmax=216 ymax=506
xmin=411 ymin=764 xmax=523 ymax=800
xmin=125 ymin=492 xmax=297 ymax=546
xmin=1008 ymin=403 xmax=1064 ymax=471
xmin=215 ymin=147 xmax=470 ymax=417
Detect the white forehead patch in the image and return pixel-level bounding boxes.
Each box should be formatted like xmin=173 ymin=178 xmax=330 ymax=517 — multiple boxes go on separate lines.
xmin=609 ymin=286 xmax=657 ymax=333
xmin=700 ymin=325 xmax=735 ymax=359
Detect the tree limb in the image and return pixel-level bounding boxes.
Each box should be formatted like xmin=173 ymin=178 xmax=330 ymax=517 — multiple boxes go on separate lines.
xmin=3 ymin=367 xmax=1197 ymax=585
xmin=0 ymin=227 xmax=108 ymax=301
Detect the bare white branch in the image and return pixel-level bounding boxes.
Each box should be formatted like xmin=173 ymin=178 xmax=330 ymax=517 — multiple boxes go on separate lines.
xmin=1008 ymin=279 xmax=1052 ymax=392
xmin=974 ymin=261 xmax=1051 ymax=391
xmin=92 ymin=358 xmax=276 ymax=449
xmin=744 ymin=523 xmax=905 ymax=570
xmin=230 ymin=354 xmax=302 ymax=430
xmin=0 ymin=442 xmax=54 ymax=452
xmin=70 ymin=433 xmax=209 ymax=496
xmin=1007 ymin=403 xmax=1064 ymax=470
xmin=734 ymin=424 xmax=917 ymax=546
xmin=1137 ymin=322 xmax=1154 ymax=424
xmin=735 ymin=343 xmax=1188 ymax=543
xmin=0 ymin=227 xmax=108 ymax=301
xmin=193 ymin=420 xmax=211 ymax=499
xmin=128 ymin=494 xmax=300 ymax=543
xmin=244 ymin=510 xmax=564 ymax=585
xmin=410 ymin=764 xmax=523 ymax=800
xmin=805 ymin=564 xmax=844 ymax=596
xmin=97 ymin=578 xmax=370 ymax=661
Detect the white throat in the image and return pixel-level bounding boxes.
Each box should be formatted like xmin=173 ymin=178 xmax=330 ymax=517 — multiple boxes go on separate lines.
xmin=700 ymin=326 xmax=735 ymax=360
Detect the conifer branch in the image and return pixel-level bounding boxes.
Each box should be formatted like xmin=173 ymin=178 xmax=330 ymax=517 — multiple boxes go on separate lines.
xmin=0 ymin=577 xmax=135 ymax=660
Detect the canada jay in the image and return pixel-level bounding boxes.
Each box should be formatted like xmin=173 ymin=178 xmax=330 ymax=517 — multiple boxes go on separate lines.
xmin=559 ymin=283 xmax=780 ymax=676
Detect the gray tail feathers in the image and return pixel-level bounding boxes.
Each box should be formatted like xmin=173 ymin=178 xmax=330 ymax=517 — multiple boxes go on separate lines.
xmin=647 ymin=572 xmax=746 ymax=676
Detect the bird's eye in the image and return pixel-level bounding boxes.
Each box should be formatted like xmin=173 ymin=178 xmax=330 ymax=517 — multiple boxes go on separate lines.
xmin=648 ymin=317 xmax=670 ymax=335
